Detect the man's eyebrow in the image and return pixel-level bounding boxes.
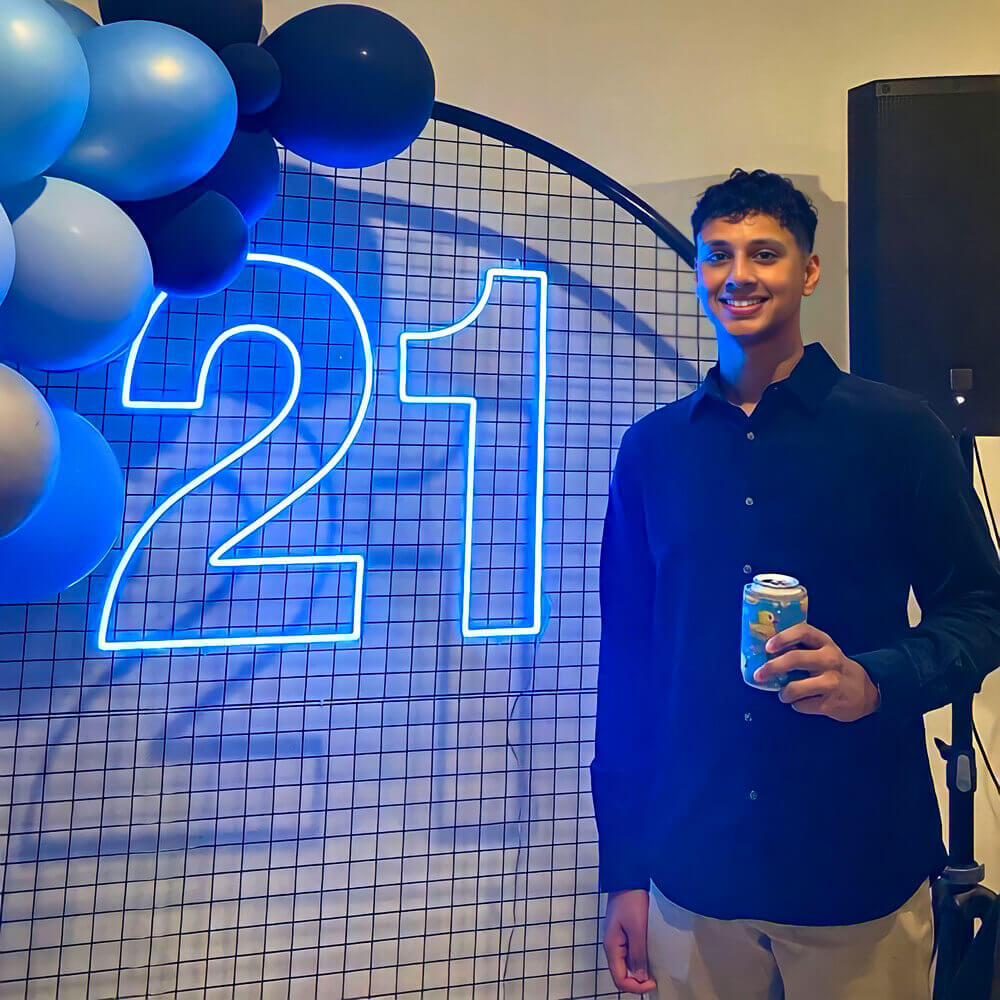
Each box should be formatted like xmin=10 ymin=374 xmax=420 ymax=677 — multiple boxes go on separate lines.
xmin=703 ymin=237 xmax=786 ymax=247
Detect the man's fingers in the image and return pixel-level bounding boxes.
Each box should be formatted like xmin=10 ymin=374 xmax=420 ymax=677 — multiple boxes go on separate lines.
xmin=604 ymin=925 xmax=630 ymax=988
xmin=767 ymin=623 xmax=827 ymax=652
xmin=790 ymin=693 xmax=828 ymax=714
xmin=756 ymin=648 xmax=831 ymax=684
xmin=625 ymin=922 xmax=650 ymax=982
xmin=609 ymin=960 xmax=658 ymax=995
xmin=621 ymin=975 xmax=658 ymax=994
xmin=779 ymin=673 xmax=836 ymax=704
xmin=604 ymin=923 xmax=657 ymax=994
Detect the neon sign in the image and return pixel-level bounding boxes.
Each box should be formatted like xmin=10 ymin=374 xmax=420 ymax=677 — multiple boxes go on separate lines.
xmin=98 ymin=256 xmax=546 ymax=652
xmin=400 ymin=268 xmax=547 ymax=637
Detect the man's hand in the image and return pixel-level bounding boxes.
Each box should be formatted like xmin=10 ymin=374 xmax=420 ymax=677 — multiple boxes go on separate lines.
xmin=753 ymin=623 xmax=881 ymax=723
xmin=603 ymin=889 xmax=657 ymax=994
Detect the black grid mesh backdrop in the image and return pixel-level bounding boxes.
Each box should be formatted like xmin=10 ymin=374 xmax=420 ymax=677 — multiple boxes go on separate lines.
xmin=0 ymin=115 xmax=716 ymax=999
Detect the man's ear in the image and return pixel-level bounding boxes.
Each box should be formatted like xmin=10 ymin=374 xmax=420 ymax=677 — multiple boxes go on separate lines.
xmin=802 ymin=252 xmax=820 ymax=296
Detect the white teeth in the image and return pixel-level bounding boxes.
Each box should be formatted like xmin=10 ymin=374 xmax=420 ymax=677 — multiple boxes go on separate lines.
xmin=724 ymin=299 xmax=765 ymax=307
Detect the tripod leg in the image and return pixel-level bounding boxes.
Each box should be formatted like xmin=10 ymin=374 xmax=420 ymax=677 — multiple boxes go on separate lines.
xmin=933 ymin=887 xmax=959 ymax=1000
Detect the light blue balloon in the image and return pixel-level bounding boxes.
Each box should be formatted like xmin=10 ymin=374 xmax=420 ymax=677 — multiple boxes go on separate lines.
xmin=0 ymin=0 xmax=90 ymax=190
xmin=0 ymin=364 xmax=59 ymax=538
xmin=0 ymin=405 xmax=124 ymax=604
xmin=0 ymin=203 xmax=13 ymax=308
xmin=51 ymin=20 xmax=238 ymax=201
xmin=0 ymin=176 xmax=154 ymax=371
xmin=44 ymin=0 xmax=99 ymax=36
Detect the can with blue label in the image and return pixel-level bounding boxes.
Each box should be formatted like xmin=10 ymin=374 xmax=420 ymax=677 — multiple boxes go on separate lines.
xmin=741 ymin=573 xmax=809 ymax=691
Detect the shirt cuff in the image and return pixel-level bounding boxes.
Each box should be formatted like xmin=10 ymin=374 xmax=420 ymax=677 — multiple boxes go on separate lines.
xmin=851 ymin=647 xmax=915 ymax=724
xmin=599 ymin=859 xmax=651 ymax=895
xmin=590 ymin=762 xmax=652 ymax=894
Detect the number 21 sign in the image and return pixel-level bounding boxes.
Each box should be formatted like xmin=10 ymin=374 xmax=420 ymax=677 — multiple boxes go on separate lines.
xmin=97 ymin=254 xmax=548 ymax=653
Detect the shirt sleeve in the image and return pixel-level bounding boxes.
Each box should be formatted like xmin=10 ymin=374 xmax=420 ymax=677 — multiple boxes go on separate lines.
xmin=589 ymin=425 xmax=657 ymax=892
xmin=853 ymin=401 xmax=1000 ymax=722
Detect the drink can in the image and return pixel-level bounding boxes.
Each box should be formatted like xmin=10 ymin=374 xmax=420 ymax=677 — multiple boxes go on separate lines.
xmin=741 ymin=573 xmax=809 ymax=691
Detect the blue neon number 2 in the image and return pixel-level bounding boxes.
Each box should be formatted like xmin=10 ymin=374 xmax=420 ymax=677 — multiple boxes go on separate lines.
xmin=97 ymin=254 xmax=375 ymax=652
xmin=399 ymin=268 xmax=548 ymax=638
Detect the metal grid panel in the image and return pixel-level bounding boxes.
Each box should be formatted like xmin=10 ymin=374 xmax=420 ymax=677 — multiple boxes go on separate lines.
xmin=0 ymin=118 xmax=716 ymax=998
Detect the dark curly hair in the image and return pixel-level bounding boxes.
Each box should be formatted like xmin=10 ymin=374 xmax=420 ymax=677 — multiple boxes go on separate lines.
xmin=691 ymin=168 xmax=818 ymax=256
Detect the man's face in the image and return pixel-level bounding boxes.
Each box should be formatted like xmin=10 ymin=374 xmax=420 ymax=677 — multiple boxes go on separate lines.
xmin=694 ymin=212 xmax=819 ymax=343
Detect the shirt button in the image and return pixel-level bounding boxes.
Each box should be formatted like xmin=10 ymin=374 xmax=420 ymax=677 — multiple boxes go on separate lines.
xmin=749 ymin=790 xmax=758 ymax=801
xmin=747 ymin=431 xmax=755 ymax=440
xmin=744 ymin=712 xmax=752 ymax=722
xmin=745 ymin=496 xmax=754 ymax=506
xmin=743 ymin=564 xmax=752 ymax=574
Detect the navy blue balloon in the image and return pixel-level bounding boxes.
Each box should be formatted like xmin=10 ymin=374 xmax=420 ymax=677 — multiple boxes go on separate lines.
xmin=99 ymin=0 xmax=263 ymax=52
xmin=219 ymin=42 xmax=281 ymax=116
xmin=262 ymin=4 xmax=435 ymax=169
xmin=0 ymin=405 xmax=125 ymax=604
xmin=122 ymin=189 xmax=248 ymax=297
xmin=195 ymin=126 xmax=279 ymax=224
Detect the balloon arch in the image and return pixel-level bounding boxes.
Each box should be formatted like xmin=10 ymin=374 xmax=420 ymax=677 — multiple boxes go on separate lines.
xmin=0 ymin=0 xmax=437 ymax=604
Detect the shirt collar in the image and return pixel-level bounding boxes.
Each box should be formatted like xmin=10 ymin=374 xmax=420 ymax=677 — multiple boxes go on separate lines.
xmin=687 ymin=342 xmax=842 ymax=421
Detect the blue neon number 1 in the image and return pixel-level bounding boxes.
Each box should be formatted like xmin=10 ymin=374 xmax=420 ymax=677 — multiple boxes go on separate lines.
xmin=400 ymin=268 xmax=548 ymax=638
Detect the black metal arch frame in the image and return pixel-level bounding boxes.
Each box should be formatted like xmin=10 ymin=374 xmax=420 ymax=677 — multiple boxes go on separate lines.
xmin=432 ymin=101 xmax=697 ymax=269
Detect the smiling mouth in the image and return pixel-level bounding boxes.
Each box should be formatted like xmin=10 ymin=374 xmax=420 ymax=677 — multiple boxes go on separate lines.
xmin=720 ymin=297 xmax=769 ymax=315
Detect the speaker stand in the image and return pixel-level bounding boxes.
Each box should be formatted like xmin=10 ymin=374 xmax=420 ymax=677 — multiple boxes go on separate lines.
xmin=930 ymin=430 xmax=997 ymax=998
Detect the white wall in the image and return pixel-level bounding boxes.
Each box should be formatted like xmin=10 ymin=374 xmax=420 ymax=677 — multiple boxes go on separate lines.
xmin=73 ymin=0 xmax=1000 ymax=906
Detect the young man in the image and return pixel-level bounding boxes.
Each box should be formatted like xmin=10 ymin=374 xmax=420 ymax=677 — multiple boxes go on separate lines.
xmin=591 ymin=168 xmax=1000 ymax=999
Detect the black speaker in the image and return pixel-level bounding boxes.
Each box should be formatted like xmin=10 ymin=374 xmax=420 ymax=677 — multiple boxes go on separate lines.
xmin=848 ymin=75 xmax=1000 ymax=437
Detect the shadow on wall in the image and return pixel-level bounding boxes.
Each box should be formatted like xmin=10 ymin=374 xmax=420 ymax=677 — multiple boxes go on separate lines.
xmin=634 ymin=174 xmax=848 ymax=369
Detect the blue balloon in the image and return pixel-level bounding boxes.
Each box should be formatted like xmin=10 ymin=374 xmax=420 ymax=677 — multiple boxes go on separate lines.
xmin=51 ymin=20 xmax=238 ymax=201
xmin=0 ymin=405 xmax=125 ymax=604
xmin=219 ymin=42 xmax=280 ymax=116
xmin=0 ymin=176 xmax=154 ymax=371
xmin=262 ymin=5 xmax=435 ymax=169
xmin=99 ymin=0 xmax=262 ymax=53
xmin=194 ymin=126 xmax=279 ymax=224
xmin=0 ymin=364 xmax=59 ymax=538
xmin=44 ymin=0 xmax=100 ymax=36
xmin=0 ymin=0 xmax=90 ymax=189
xmin=0 ymin=204 xmax=13 ymax=308
xmin=121 ymin=188 xmax=248 ymax=297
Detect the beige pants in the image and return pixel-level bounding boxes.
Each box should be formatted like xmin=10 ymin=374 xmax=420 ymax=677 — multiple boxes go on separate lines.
xmin=646 ymin=879 xmax=936 ymax=1000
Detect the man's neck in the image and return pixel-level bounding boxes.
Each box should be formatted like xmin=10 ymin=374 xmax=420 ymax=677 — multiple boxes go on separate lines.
xmin=717 ymin=332 xmax=805 ymax=410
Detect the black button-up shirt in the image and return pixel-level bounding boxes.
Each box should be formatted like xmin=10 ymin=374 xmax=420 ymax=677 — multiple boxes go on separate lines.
xmin=591 ymin=342 xmax=1000 ymax=925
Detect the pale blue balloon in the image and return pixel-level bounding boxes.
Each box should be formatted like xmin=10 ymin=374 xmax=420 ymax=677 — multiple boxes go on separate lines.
xmin=51 ymin=20 xmax=238 ymax=201
xmin=0 ymin=176 xmax=154 ymax=371
xmin=0 ymin=0 xmax=90 ymax=189
xmin=44 ymin=0 xmax=99 ymax=36
xmin=0 ymin=364 xmax=59 ymax=538
xmin=0 ymin=405 xmax=124 ymax=603
xmin=0 ymin=204 xmax=13 ymax=308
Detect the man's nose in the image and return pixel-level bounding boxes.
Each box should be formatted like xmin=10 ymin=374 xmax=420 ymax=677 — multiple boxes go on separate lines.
xmin=725 ymin=254 xmax=754 ymax=288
